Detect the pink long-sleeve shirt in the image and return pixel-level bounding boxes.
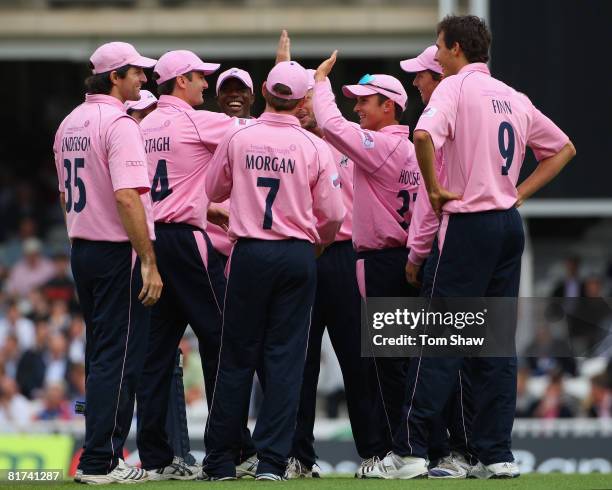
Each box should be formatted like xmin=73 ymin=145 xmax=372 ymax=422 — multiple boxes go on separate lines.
xmin=313 ymin=78 xmax=420 ymax=252
xmin=407 ymin=149 xmax=445 ymax=265
xmin=205 ymin=112 xmax=345 ymax=244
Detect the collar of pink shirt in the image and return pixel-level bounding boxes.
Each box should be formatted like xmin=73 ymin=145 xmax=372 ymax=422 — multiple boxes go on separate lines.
xmin=157 ymin=94 xmax=195 ymax=112
xmin=379 ymin=124 xmax=411 ymax=138
xmin=458 ymin=62 xmax=491 ymax=76
xmin=85 ymin=93 xmax=126 ymax=111
xmin=258 ymin=112 xmax=300 ymax=126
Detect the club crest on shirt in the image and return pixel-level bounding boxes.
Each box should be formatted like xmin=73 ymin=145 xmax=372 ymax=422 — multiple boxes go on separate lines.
xmin=422 ymin=106 xmax=437 ymax=117
xmin=361 ymin=131 xmax=375 ymax=149
xmin=339 ymin=155 xmax=349 ymax=167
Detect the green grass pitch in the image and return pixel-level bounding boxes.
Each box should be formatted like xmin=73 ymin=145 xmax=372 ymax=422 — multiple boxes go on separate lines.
xmin=2 ymin=474 xmax=612 ymax=490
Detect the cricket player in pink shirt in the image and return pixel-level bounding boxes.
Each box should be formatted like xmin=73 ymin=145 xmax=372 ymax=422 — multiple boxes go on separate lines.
xmin=366 ymin=16 xmax=576 ymax=480
xmin=202 ymin=61 xmax=344 ymax=481
xmin=207 ymin=67 xmax=256 ymax=264
xmin=135 ymin=50 xmax=252 ymax=480
xmin=287 ymin=69 xmax=387 ymax=478
xmin=401 ymin=46 xmax=475 ymax=480
xmin=312 ymin=52 xmax=421 ymax=475
xmin=124 ymin=89 xmax=158 ymax=123
xmin=53 ymin=41 xmax=161 ymax=484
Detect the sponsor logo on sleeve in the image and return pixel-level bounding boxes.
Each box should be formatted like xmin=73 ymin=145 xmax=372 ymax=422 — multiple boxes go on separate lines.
xmin=422 ymin=106 xmax=437 ymax=117
xmin=361 ymin=131 xmax=375 ymax=149
xmin=339 ymin=155 xmax=349 ymax=167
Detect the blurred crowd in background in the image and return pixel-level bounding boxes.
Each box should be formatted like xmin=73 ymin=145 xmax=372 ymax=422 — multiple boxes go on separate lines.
xmin=1 ymin=168 xmax=612 ymax=431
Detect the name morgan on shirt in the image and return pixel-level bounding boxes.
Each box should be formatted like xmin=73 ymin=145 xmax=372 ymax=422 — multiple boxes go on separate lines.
xmin=245 ymin=154 xmax=296 ymax=174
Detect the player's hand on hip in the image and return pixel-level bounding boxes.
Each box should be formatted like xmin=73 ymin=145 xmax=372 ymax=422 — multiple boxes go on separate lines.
xmin=428 ymin=187 xmax=461 ymax=217
xmin=275 ymin=29 xmax=291 ymax=64
xmin=514 ymin=191 xmax=525 ymax=208
xmin=139 ymin=261 xmax=163 ymax=306
xmin=405 ymin=260 xmax=421 ymax=288
xmin=207 ymin=205 xmax=230 ymax=231
xmin=315 ymin=50 xmax=338 ymax=82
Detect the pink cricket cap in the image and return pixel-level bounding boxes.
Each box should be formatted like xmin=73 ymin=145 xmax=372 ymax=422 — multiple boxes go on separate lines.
xmin=90 ymin=42 xmax=157 ymax=75
xmin=154 ymin=50 xmax=220 ymax=85
xmin=265 ymin=61 xmax=308 ymax=100
xmin=342 ymin=74 xmax=408 ymax=110
xmin=125 ymin=89 xmax=158 ymax=112
xmin=306 ymin=69 xmax=316 ymax=91
xmin=216 ymin=67 xmax=254 ymax=95
xmin=400 ymin=45 xmax=442 ymax=75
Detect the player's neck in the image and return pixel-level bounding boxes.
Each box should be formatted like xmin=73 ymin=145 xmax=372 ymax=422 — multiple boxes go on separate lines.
xmin=109 ymin=87 xmax=127 ymax=104
xmin=372 ymin=117 xmax=399 ymax=132
xmin=264 ymin=104 xmax=298 ymax=117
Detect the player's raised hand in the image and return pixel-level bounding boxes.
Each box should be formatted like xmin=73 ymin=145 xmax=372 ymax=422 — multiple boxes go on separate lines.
xmin=428 ymin=186 xmax=461 ymax=217
xmin=139 ymin=261 xmax=163 ymax=307
xmin=315 ymin=50 xmax=338 ymax=82
xmin=275 ymin=29 xmax=291 ymax=64
xmin=405 ymin=260 xmax=421 ymax=288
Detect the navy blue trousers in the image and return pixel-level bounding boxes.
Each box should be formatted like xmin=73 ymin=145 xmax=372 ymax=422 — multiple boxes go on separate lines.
xmin=204 ymin=239 xmax=317 ymax=477
xmin=290 ymin=240 xmax=387 ymax=467
xmin=72 ymin=240 xmax=150 ymax=475
xmin=357 ymin=247 xmax=419 ymax=454
xmin=136 ymin=223 xmax=226 ymax=470
xmin=396 ymin=209 xmax=523 ymax=464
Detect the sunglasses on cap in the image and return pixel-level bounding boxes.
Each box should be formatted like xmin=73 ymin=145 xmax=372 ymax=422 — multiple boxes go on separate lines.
xmin=358 ymin=74 xmax=402 ymax=96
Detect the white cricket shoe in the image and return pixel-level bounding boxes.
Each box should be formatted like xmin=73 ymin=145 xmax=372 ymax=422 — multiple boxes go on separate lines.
xmin=428 ymin=455 xmax=468 ymax=479
xmin=358 ymin=451 xmax=428 ymax=479
xmin=354 ymin=456 xmax=380 ymax=478
xmin=147 ymin=456 xmax=199 ymax=480
xmin=79 ymin=459 xmax=148 ymax=484
xmin=285 ymin=457 xmax=321 ymax=479
xmin=236 ymin=456 xmax=258 ymax=478
xmin=468 ymin=461 xmax=520 ymax=479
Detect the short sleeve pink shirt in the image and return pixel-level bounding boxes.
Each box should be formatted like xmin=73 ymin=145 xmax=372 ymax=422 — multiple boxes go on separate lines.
xmin=416 ymin=63 xmax=569 ymax=214
xmin=140 ymin=95 xmax=243 ymax=230
xmin=205 ymin=112 xmax=345 ymax=244
xmin=53 ymin=94 xmax=154 ymax=241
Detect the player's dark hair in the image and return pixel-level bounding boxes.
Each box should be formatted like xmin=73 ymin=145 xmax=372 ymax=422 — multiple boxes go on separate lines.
xmin=428 ymin=69 xmax=443 ymax=82
xmin=437 ymin=15 xmax=491 ymax=64
xmin=376 ymin=94 xmax=404 ymax=122
xmin=263 ymin=83 xmax=301 ymax=111
xmin=155 ymin=71 xmax=194 ymax=96
xmin=84 ymin=64 xmax=131 ymax=95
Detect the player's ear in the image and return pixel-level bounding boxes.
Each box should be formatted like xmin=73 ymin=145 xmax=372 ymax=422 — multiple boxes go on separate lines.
xmin=451 ymin=41 xmax=461 ymax=56
xmin=261 ymin=81 xmax=268 ymax=98
xmin=109 ymin=70 xmax=119 ymax=86
xmin=249 ymin=92 xmax=256 ymax=106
